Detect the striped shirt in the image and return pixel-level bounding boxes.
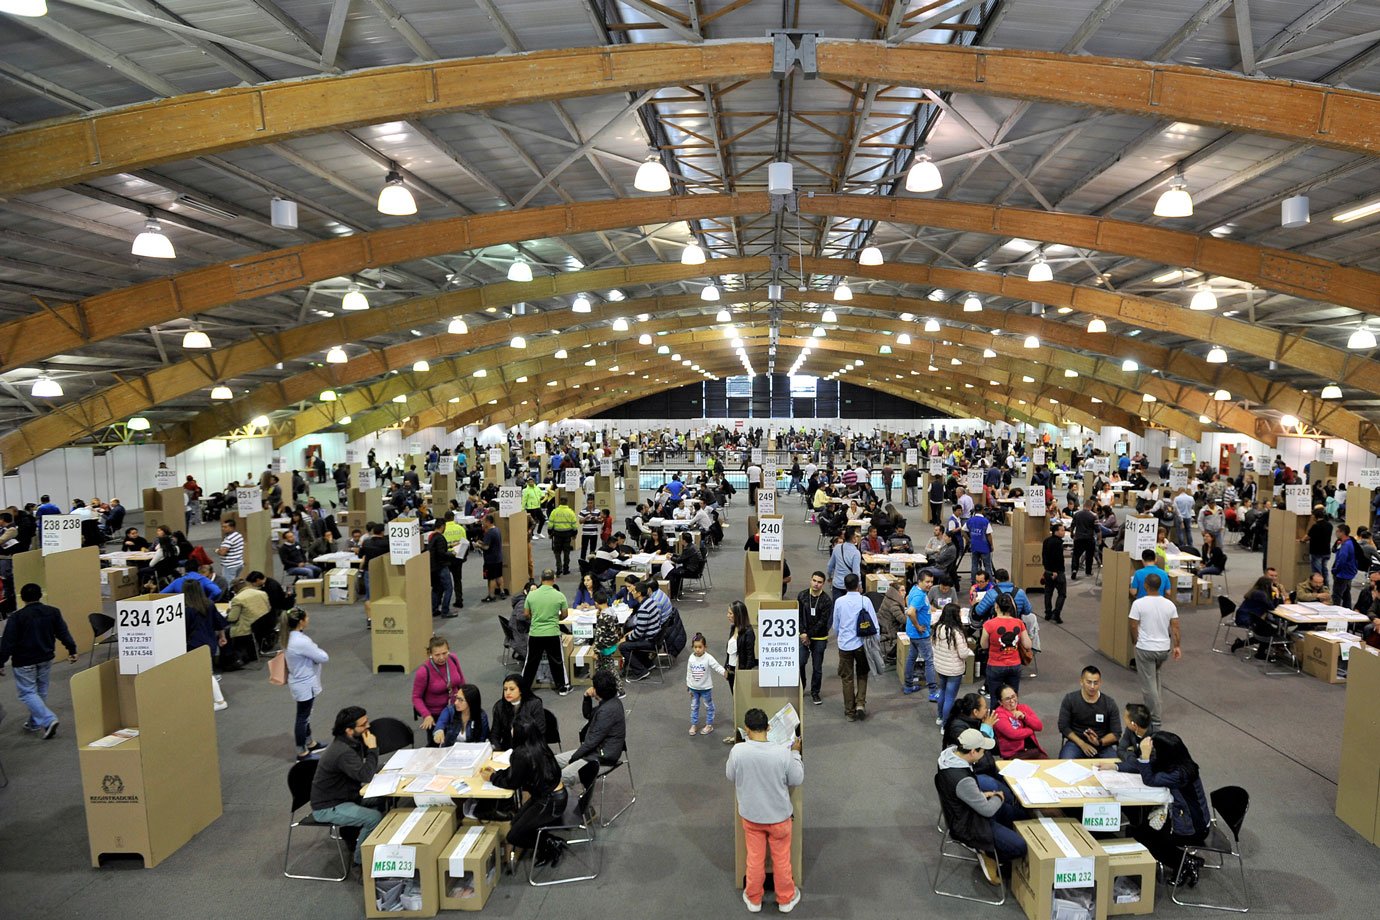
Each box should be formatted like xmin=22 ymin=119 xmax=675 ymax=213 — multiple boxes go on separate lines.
xmin=630 ymin=597 xmax=660 ymax=640
xmin=647 ymin=588 xmax=674 ymax=626
xmin=219 ymin=530 xmax=244 ymax=567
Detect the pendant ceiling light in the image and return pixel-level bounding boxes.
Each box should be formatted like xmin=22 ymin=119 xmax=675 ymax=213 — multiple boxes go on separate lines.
xmin=448 ymin=317 xmax=468 ymax=335
xmin=319 ymin=389 xmax=337 ymax=402
xmin=896 ymin=333 xmax=912 ymax=345
xmin=1087 ymin=318 xmax=1107 ymax=333
xmin=1122 ymin=358 xmax=1139 ymax=371
xmin=341 ymin=284 xmax=369 ymax=311
xmin=833 ymin=282 xmax=853 ymax=302
xmin=31 ymin=375 xmax=62 ymax=398
xmin=983 ymin=348 xmax=997 ymax=358
xmin=611 ymin=317 xmax=629 ymax=332
xmin=905 ymin=153 xmax=942 ymax=193
xmin=639 ymin=334 xmax=653 ymax=345
xmin=963 ymin=295 xmax=982 ymax=313
xmin=923 ymin=318 xmax=940 ymax=333
xmin=210 ymin=385 xmax=233 ymax=400
xmin=553 ymin=349 xmax=568 ymax=359
xmin=326 ymin=346 xmax=348 ymax=364
xmin=767 ymin=162 xmax=794 ymax=195
xmin=376 ymin=164 xmax=417 ymax=215
xmin=1189 ymin=287 xmax=1218 ymax=311
xmin=1205 ymin=346 xmax=1227 ymax=364
xmin=1347 ymin=326 xmax=1377 ymax=350
xmin=131 ymin=218 xmax=176 ymax=259
xmin=1214 ymin=389 xmax=1232 ymax=402
xmin=338 ymin=415 xmax=352 ymax=425
xmin=701 ymin=284 xmax=720 ymax=302
xmin=572 ymin=295 xmax=592 ymax=313
xmin=822 ymin=308 xmax=838 ymax=323
xmin=681 ymin=242 xmax=706 ymax=265
xmin=413 ymin=360 xmax=431 ymax=372
xmin=1321 ymin=384 xmax=1343 ymax=399
xmin=507 ymin=259 xmax=533 ymax=282
xmin=1027 ymin=256 xmax=1053 ymax=283
xmin=858 ymin=246 xmax=883 ymax=266
xmin=715 ymin=308 xmax=731 ymax=323
xmin=127 ymin=416 xmax=151 ymax=431
xmin=0 ymin=1 xmax=48 ymax=15
xmin=657 ymin=345 xmax=670 ymax=354
xmin=1154 ymin=172 xmax=1194 ymax=218
xmin=634 ymin=155 xmax=671 ymax=192
xmin=1023 ymin=335 xmax=1040 ymax=348
xmin=182 ymin=327 xmax=212 ymax=349
xmin=812 ymin=326 xmax=826 ymax=338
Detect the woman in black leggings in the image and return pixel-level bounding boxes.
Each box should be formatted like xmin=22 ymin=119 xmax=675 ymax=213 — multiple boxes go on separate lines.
xmin=483 ymin=719 xmax=568 ymax=867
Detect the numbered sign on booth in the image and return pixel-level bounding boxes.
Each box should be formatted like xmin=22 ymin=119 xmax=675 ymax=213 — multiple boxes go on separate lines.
xmin=345 ymin=448 xmax=360 ymax=464
xmin=40 ymin=514 xmax=82 ymax=556
xmin=628 ymin=448 xmax=640 ymax=466
xmin=407 ymin=442 xmax=422 ymax=455
xmin=564 ymin=469 xmax=580 ymax=492
xmin=1061 ymin=436 xmax=1073 ymax=449
xmin=1033 ymin=448 xmax=1046 ymax=465
xmin=905 ymin=448 xmax=918 ymax=466
xmin=1169 ymin=468 xmax=1188 ymax=490
xmin=599 ymin=458 xmax=613 ymax=477
xmin=488 ymin=448 xmax=502 ymax=467
xmin=758 ymin=516 xmax=784 ymax=561
xmin=117 ymin=594 xmax=185 ymax=675
xmin=1360 ymin=468 xmax=1380 ymax=489
xmin=1092 ymin=457 xmax=1109 ymax=474
xmin=967 ymin=469 xmax=983 ymax=496
xmin=751 ymin=448 xmax=763 ymax=464
xmin=1318 ymin=448 xmax=1334 ymax=464
xmin=236 ymin=487 xmax=262 ymax=516
xmin=153 ymin=468 xmax=179 ymax=491
xmin=889 ymin=559 xmax=907 ymax=577
xmin=1125 ymin=516 xmax=1157 ymax=556
xmin=270 ymin=456 xmax=287 ymax=474
xmin=1025 ymin=486 xmax=1046 ymax=517
xmin=358 ymin=468 xmax=376 ymax=491
xmin=1285 ymin=484 xmax=1310 ymax=515
xmin=533 ymin=440 xmax=546 ymax=456
xmin=388 ymin=518 xmax=421 ymax=564
xmin=756 ymin=606 xmax=800 ymax=688
xmin=928 ymin=459 xmax=943 ymax=476
xmin=756 ymin=488 xmax=776 ymax=515
xmin=498 ymin=486 xmax=521 ymax=517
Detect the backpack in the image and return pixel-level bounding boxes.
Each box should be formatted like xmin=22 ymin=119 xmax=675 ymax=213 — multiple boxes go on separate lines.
xmin=855 ymin=599 xmax=879 ymax=638
xmin=662 ymin=608 xmax=688 ymax=659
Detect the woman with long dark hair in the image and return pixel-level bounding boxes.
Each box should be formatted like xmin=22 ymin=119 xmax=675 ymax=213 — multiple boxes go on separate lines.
xmin=489 ymin=672 xmax=545 ymax=751
xmin=432 ymin=683 xmax=489 ymax=746
xmin=1112 ymin=731 xmax=1211 ymax=886
xmin=183 ymin=578 xmax=230 ymax=711
xmin=482 ymin=718 xmax=568 ymax=868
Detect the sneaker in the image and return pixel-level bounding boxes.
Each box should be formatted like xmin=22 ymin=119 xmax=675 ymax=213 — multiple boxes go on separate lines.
xmin=855 ymin=708 xmax=866 ymax=722
xmin=22 ymin=720 xmax=40 ymax=733
xmin=43 ymin=720 xmax=59 ymax=740
xmin=742 ymin=890 xmax=762 ymax=913
xmin=558 ymin=686 xmax=573 ymax=697
xmin=628 ymin=671 xmax=651 ymax=682
xmin=978 ymin=852 xmax=1001 ymax=885
xmin=811 ymin=694 xmax=822 ymax=705
xmin=689 ymin=725 xmax=698 ymax=735
xmin=902 ymin=685 xmax=918 ymax=695
xmin=702 ymin=723 xmax=714 ymax=735
xmin=779 ymin=888 xmax=802 ymax=913
xmin=214 ymin=701 xmax=229 ymax=712
xmin=308 ymin=741 xmax=327 ymax=753
xmin=617 ymin=690 xmax=627 ymax=700
xmin=928 ymin=691 xmax=941 ymax=702
xmin=1229 ymin=638 xmax=1245 ymax=653
xmin=845 ymin=712 xmax=857 ymax=722
xmin=935 ymin=717 xmax=944 ymax=725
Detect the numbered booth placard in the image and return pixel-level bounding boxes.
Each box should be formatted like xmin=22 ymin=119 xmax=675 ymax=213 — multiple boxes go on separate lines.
xmin=928 ymin=459 xmax=944 ymax=476
xmin=498 ymin=486 xmax=521 ymax=517
xmin=41 ymin=513 xmax=82 ymax=556
xmin=345 ymin=448 xmax=360 ymax=464
xmin=1025 ymin=485 xmax=1047 ymax=517
xmin=758 ymin=515 xmax=784 ymax=562
xmin=371 ymin=843 xmax=417 ymax=879
xmin=756 ymin=487 xmax=776 ymax=515
xmin=236 ymin=487 xmax=262 ymax=516
xmin=966 ymin=470 xmax=983 ymax=496
xmin=1054 ymin=856 xmax=1095 ymax=890
xmin=1318 ymin=448 xmax=1335 ymax=464
xmin=756 ymin=605 xmax=799 ymax=688
xmin=487 ymin=447 xmax=502 ymax=467
xmin=387 ymin=518 xmax=421 ymax=564
xmin=1033 ymin=448 xmax=1046 ymax=465
xmin=751 ymin=448 xmax=763 ymax=464
xmin=153 ymin=468 xmax=179 ymax=491
xmin=533 ymin=440 xmax=546 ymax=456
xmin=628 ymin=448 xmax=640 ymax=466
xmin=599 ymin=458 xmax=614 ymax=477
xmin=1169 ymin=468 xmax=1188 ymax=490
xmin=1125 ymin=515 xmax=1158 ymax=556
xmin=269 ymin=456 xmax=287 ymax=474
xmin=357 ymin=468 xmax=376 ymax=491
xmin=905 ymin=448 xmax=918 ymax=467
xmin=1360 ymin=468 xmax=1380 ymax=490
xmin=564 ymin=468 xmax=580 ymax=492
xmin=117 ymin=593 xmax=186 ymax=675
xmin=1285 ymin=483 xmax=1310 ymax=515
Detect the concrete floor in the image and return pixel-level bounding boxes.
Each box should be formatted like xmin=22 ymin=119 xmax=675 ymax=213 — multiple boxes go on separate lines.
xmin=1 ymin=485 xmax=1377 ymax=919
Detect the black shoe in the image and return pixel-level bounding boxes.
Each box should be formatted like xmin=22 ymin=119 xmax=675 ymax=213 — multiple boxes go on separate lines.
xmin=43 ymin=720 xmax=59 ymax=740
xmin=481 ymin=595 xmax=496 ymax=603
xmin=811 ymin=694 xmax=822 ymax=705
xmin=1053 ymin=615 xmax=1063 ymax=624
xmin=441 ymin=612 xmax=459 ymax=619
xmin=1229 ymin=638 xmax=1245 ymax=653
xmin=855 ymin=708 xmax=866 ymax=722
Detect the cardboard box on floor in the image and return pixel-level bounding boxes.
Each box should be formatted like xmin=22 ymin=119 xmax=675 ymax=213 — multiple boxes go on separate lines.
xmin=1012 ymin=816 xmax=1109 ymax=920
xmin=1296 ymin=631 xmax=1350 ymax=684
xmin=14 ymin=545 xmax=102 ymax=655
xmin=296 ymin=578 xmax=324 ymax=604
xmin=1101 ymin=840 xmax=1157 ymax=916
xmin=438 ymin=826 xmax=500 ymax=911
xmin=325 ymin=567 xmax=360 ymax=605
xmin=362 ymin=806 xmax=457 ymax=919
xmin=368 ymin=553 xmax=431 ymax=673
xmin=896 ymin=632 xmax=976 ymax=690
xmin=102 ymin=565 xmax=140 ymax=600
xmin=1336 ymin=645 xmax=1380 ymax=844
xmin=72 ymin=647 xmax=222 ymax=868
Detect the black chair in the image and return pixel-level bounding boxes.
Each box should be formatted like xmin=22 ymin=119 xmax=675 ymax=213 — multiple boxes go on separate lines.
xmin=591 ymin=749 xmax=636 ymax=828
xmin=369 ymin=717 xmax=415 ymax=756
xmin=930 ymin=773 xmax=1005 ymax=904
xmin=88 ymin=613 xmax=118 ymax=667
xmin=543 ymin=710 xmax=561 ymax=749
xmin=498 ymin=616 xmax=520 ymax=665
xmin=1172 ymin=786 xmax=1251 ymax=912
xmin=283 ymin=760 xmax=348 ymax=881
xmin=1211 ymin=597 xmax=1246 ymax=654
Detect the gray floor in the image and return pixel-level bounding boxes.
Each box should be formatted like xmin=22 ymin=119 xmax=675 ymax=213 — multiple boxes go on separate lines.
xmin=2 ymin=486 xmax=1378 ymax=919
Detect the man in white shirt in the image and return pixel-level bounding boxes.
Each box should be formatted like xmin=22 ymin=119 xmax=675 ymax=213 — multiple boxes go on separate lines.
xmin=746 ymin=462 xmax=763 ymax=507
xmin=1128 ymin=572 xmax=1181 ymax=732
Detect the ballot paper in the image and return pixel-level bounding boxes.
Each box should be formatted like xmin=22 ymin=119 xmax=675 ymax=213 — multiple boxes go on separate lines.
xmin=437 ymin=742 xmax=492 ymax=775
xmin=767 ymin=703 xmax=801 ymax=747
xmin=1046 ymin=760 xmax=1096 ymax=786
xmin=405 ymin=774 xmax=436 ymax=793
xmin=1101 ymin=841 xmax=1149 ymax=856
xmin=1096 ymin=770 xmax=1173 ymax=803
xmin=362 ymin=773 xmax=402 ymax=798
xmin=1015 ymin=778 xmax=1059 ymax=805
xmin=1079 ymin=785 xmax=1113 ymax=799
xmin=491 ymin=749 xmax=512 ymax=768
xmin=450 ymin=780 xmax=471 ymax=796
xmin=88 ymin=728 xmax=140 ymax=748
xmin=999 ymin=759 xmax=1039 ymax=781
xmin=480 ymin=781 xmax=504 ymax=793
xmin=1050 ymin=786 xmax=1085 ymax=800
xmin=382 ymin=749 xmax=423 ymax=773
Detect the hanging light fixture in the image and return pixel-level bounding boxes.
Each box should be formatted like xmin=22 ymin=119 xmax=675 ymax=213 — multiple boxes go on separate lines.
xmin=833 ymin=282 xmax=853 ymax=302
xmin=410 ymin=359 xmax=430 ymax=373
xmin=1189 ymin=286 xmax=1218 ymax=311
xmin=127 ymin=416 xmax=151 ymax=431
xmin=448 ymin=317 xmax=468 ymax=335
xmin=1087 ymin=318 xmax=1107 ymax=333
xmin=1023 ymin=335 xmax=1040 ymax=349
xmin=1281 ymin=194 xmax=1311 ymax=228
xmin=270 ymin=197 xmax=298 ymax=229
xmin=1348 ymin=325 xmax=1377 ymax=350
xmin=951 ymin=357 xmax=962 ymax=366
xmin=812 ymin=326 xmax=826 ymax=338
xmin=768 ymin=283 xmax=782 ymax=301
xmin=859 ymin=246 xmax=883 ymax=266
xmin=392 ymin=394 xmax=408 ymax=403
xmin=634 ymin=155 xmax=671 ymax=192
xmin=376 ymin=163 xmax=417 ymax=215
xmin=1143 ymin=393 xmax=1157 ymax=403
xmin=131 ymin=218 xmax=176 ymax=259
xmin=210 ymin=385 xmax=233 ymax=400
xmin=572 ymin=295 xmax=592 ymax=313
xmin=822 ymin=308 xmax=839 ymax=323
xmin=715 ymin=308 xmax=731 ymax=323
xmin=611 ymin=317 xmax=629 ymax=332
xmin=30 ymin=375 xmax=62 ymax=398
xmin=319 ymin=389 xmax=338 ymax=402
xmin=473 ymin=369 xmax=487 ymax=378
xmin=250 ymin=415 xmax=270 ymax=428
xmin=553 ymin=349 xmax=568 ymax=359
xmin=701 ymin=284 xmax=720 ymax=302
xmin=0 ymin=1 xmax=48 ymax=16
xmin=1321 ymin=384 xmax=1343 ymax=399
xmin=962 ymin=295 xmax=982 ymax=313
xmin=924 ymin=318 xmax=941 ymax=333
xmin=657 ymin=345 xmax=670 ymax=354
xmin=1280 ymin=413 xmax=1299 ymax=428
xmin=1027 ymin=256 xmax=1053 ymax=283
xmin=983 ymin=348 xmax=997 ymax=358
xmin=905 ymin=152 xmax=942 ymax=192
xmin=681 ymin=242 xmax=706 ymax=265
xmin=1214 ymin=389 xmax=1232 ymax=402
xmin=1153 ymin=170 xmax=1194 ymax=218
xmin=326 ymin=346 xmax=348 ymax=364
xmin=338 ymin=415 xmax=352 ymax=425
xmin=1064 ymin=369 xmax=1079 ymax=378
xmin=897 ymin=333 xmax=912 ymax=345
xmin=1121 ymin=358 xmax=1139 ymax=371
xmin=1198 ymin=415 xmax=1211 ymax=424
xmin=638 ymin=334 xmax=653 ymax=345
xmin=182 ymin=326 xmax=212 ymax=349
xmin=768 ymin=162 xmax=794 ymax=195
xmin=341 ymin=284 xmax=369 ymax=311
xmin=507 ymin=259 xmax=533 ymax=282
xmin=1206 ymin=346 xmax=1227 ymax=364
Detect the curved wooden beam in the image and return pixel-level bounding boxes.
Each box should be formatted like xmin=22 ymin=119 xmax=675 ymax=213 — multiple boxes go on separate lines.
xmin=5 ymin=41 xmax=1380 ymax=196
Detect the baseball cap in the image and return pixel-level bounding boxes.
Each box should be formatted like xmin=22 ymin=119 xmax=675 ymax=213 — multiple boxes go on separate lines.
xmin=957 ymin=728 xmax=995 ymax=751
xmin=541 ymin=568 xmax=557 ymax=580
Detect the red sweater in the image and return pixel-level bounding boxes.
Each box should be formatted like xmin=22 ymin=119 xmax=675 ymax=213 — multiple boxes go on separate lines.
xmin=411 ymin=654 xmax=466 ymax=719
xmin=993 ymin=703 xmax=1046 ymax=759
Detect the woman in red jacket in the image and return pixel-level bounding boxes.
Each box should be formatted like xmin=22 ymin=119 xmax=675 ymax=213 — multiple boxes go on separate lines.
xmin=412 ymin=635 xmax=466 ymax=746
xmin=992 ymin=685 xmax=1046 ymax=759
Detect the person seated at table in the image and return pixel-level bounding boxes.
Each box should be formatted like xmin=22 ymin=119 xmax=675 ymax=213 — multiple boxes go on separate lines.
xmin=992 ymin=685 xmax=1046 ymax=760
xmin=1230 ymin=575 xmax=1289 ymax=659
xmin=120 ymin=527 xmax=150 ymax=552
xmin=667 ymin=532 xmax=704 ymax=601
xmin=1108 ymin=732 xmax=1210 ymax=888
xmin=618 ymin=580 xmax=663 ymax=681
xmin=166 ymin=567 xmax=223 ymax=602
xmin=887 ymin=523 xmax=914 ymax=554
xmin=309 ymin=706 xmax=383 ymax=868
xmin=922 ymin=530 xmax=958 ymax=582
xmin=432 ymin=684 xmax=489 ymax=746
xmin=1196 ymin=530 xmax=1226 ymax=576
xmin=1129 ymin=549 xmax=1171 ymax=599
xmin=644 ymin=528 xmax=672 ymax=557
xmin=860 ymin=525 xmax=886 ymax=555
xmin=223 ymin=571 xmax=271 ymax=664
xmin=1116 ymin=702 xmax=1154 ymax=763
xmin=936 ymin=727 xmax=1027 ymax=884
xmin=573 ymin=573 xmax=599 ymax=608
xmin=688 ymin=500 xmax=714 ymax=533
xmin=138 ymin=526 xmax=182 ymax=588
xmin=490 ymin=673 xmax=545 ymax=751
xmin=278 ymin=530 xmax=322 ymax=580
xmin=482 ymin=718 xmax=568 ymax=869
xmin=1056 ymin=665 xmax=1121 ymax=758
xmin=554 ymin=669 xmax=627 ymax=818
xmin=1295 ymin=570 xmax=1330 ymax=603
xmin=943 ymin=692 xmax=999 ymax=775
xmin=412 ymin=635 xmax=467 ymax=746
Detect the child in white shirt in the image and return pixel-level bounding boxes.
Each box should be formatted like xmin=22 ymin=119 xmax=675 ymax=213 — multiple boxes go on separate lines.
xmin=685 ymin=632 xmax=727 ymax=736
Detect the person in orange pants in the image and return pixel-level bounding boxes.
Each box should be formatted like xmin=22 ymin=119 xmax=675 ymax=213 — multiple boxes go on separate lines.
xmin=725 ymin=708 xmax=804 ymax=913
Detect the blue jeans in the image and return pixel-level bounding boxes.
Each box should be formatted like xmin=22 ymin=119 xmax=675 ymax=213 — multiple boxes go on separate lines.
xmin=971 ymin=551 xmax=994 ymax=581
xmin=690 ymin=688 xmax=715 ymax=726
xmin=936 ymin=673 xmax=963 ymax=724
xmin=800 ymin=638 xmax=827 ymax=697
xmin=294 ymin=698 xmax=314 ymax=750
xmin=13 ymin=661 xmax=56 ymax=729
xmin=286 ymin=564 xmax=322 ymax=579
xmin=1310 ymin=555 xmax=1329 ymax=583
xmin=975 ymin=774 xmax=1028 ymax=861
xmin=1176 ymin=521 xmax=1194 ymax=549
xmin=985 ymin=663 xmax=1022 ymax=707
xmin=430 ymin=566 xmax=453 ymax=615
xmin=1058 ymin=739 xmax=1118 ymax=759
xmin=905 ymin=634 xmax=936 ymax=690
xmin=312 ymin=802 xmax=384 ymax=863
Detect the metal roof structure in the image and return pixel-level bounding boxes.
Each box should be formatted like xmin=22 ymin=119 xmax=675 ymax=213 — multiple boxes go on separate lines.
xmin=1 ymin=0 xmax=1379 ymax=465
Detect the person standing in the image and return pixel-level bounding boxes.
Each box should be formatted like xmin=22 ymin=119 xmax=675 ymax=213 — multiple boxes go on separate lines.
xmin=547 ymin=496 xmax=579 ymax=576
xmin=216 ymin=518 xmax=245 ymax=585
xmin=1042 ymin=522 xmax=1068 ymax=623
xmin=968 ymin=506 xmax=995 ymax=582
xmin=521 ymin=569 xmax=572 ymax=696
xmin=746 ymin=460 xmax=762 ymax=507
xmin=903 ymin=571 xmax=938 ymax=699
xmin=726 ymin=707 xmax=803 ymax=914
xmin=903 ymin=463 xmax=920 ymax=507
xmin=310 ymin=706 xmax=383 ymax=869
xmin=1128 ymin=573 xmax=1181 ymax=732
xmin=0 ymin=583 xmax=78 ymax=739
xmin=426 ymin=528 xmax=455 ymax=618
xmin=285 ymin=609 xmax=328 ymax=760
xmin=830 ymin=573 xmax=874 ymax=722
xmin=480 ymin=514 xmax=507 ymax=602
xmin=928 ymin=472 xmax=945 ymax=526
xmin=578 ymin=496 xmax=601 ymax=562
xmin=412 ymin=635 xmax=466 ymax=745
xmin=826 ymin=529 xmax=862 ymax=601
xmin=881 ymin=463 xmax=894 ymax=503
xmin=1070 ymin=500 xmax=1098 ymax=580
xmin=796 ymin=572 xmax=833 ymax=706
xmin=979 ymin=593 xmax=1030 ymax=706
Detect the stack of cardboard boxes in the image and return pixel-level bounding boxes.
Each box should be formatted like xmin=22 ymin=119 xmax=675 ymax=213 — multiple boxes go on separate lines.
xmin=362 ymin=806 xmax=502 ymax=917
xmin=1012 ymin=816 xmax=1156 ymax=920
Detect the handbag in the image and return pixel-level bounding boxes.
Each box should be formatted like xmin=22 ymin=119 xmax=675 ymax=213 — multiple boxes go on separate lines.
xmin=1018 ymin=642 xmax=1035 ymax=666
xmin=267 ymin=650 xmax=287 ymax=685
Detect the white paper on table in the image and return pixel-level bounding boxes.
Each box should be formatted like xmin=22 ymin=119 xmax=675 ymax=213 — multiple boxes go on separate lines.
xmin=450 ymin=780 xmax=471 ymax=795
xmin=1078 ymin=785 xmax=1113 ymax=799
xmin=1045 ymin=760 xmax=1096 ymax=785
xmin=1015 ymin=778 xmax=1059 ymax=805
xmin=998 ymin=759 xmax=1039 ymax=781
xmin=1101 ymin=841 xmax=1149 ymax=856
xmin=362 ymin=773 xmax=402 ymax=797
xmin=405 ymin=773 xmax=436 ymax=793
xmin=480 ymin=781 xmax=504 ymax=792
xmin=767 ymin=703 xmax=801 ymax=746
xmin=1050 ymin=786 xmax=1084 ymax=800
xmin=381 ymin=749 xmax=422 ymax=773
xmin=491 ymin=749 xmax=512 ymax=768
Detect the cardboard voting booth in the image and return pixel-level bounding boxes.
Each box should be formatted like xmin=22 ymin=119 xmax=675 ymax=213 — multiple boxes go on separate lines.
xmin=141 ymin=487 xmax=186 ymax=535
xmin=431 ymin=471 xmax=456 ymax=512
xmin=497 ymin=509 xmax=530 ymax=591
xmin=1336 ymin=646 xmax=1380 ymax=845
xmin=72 ymin=647 xmax=222 ymax=868
xmin=1010 ymin=508 xmax=1048 ymax=592
xmin=368 ymin=554 xmax=431 ymax=673
xmin=14 ymin=545 xmax=102 ymax=655
xmin=744 ymin=515 xmax=786 ymax=610
xmin=1265 ymin=507 xmax=1311 ymax=588
xmin=594 ymin=473 xmax=616 ymax=515
xmin=350 ymin=487 xmax=385 ymax=524
xmin=1098 ymin=550 xmax=1136 ymax=668
xmin=625 ymin=462 xmax=640 ymax=506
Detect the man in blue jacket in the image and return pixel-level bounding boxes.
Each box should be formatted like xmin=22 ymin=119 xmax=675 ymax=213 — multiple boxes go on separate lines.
xmin=0 ymin=583 xmax=78 ymax=739
xmin=1333 ymin=524 xmax=1359 ymax=608
xmin=971 ymin=568 xmax=1033 ymax=626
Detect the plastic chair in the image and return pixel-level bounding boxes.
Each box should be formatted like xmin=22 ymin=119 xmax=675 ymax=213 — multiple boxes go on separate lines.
xmin=283 ymin=760 xmax=349 ymax=881
xmin=88 ymin=613 xmax=118 ymax=667
xmin=529 ymin=795 xmax=600 ymax=887
xmin=592 ymin=750 xmax=636 ymax=828
xmin=930 ymin=774 xmax=1006 ymax=905
xmin=1210 ymin=597 xmax=1248 ymax=654
xmin=369 ymin=717 xmax=415 ymax=756
xmin=1172 ymin=786 xmax=1251 ymax=912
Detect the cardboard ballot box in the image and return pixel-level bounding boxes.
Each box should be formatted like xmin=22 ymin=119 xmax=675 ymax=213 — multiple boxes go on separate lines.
xmin=296 ymin=579 xmax=323 ymax=605
xmin=1101 ymin=839 xmax=1157 ymax=916
xmin=1012 ymin=816 xmax=1109 ymax=920
xmin=362 ymin=806 xmax=457 ymax=919
xmin=325 ymin=568 xmax=359 ymax=605
xmin=438 ymin=826 xmax=500 ymax=911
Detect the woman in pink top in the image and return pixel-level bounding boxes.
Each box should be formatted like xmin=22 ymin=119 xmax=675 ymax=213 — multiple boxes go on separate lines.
xmin=412 ymin=635 xmax=466 ymax=746
xmin=992 ymin=685 xmax=1046 ymax=759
